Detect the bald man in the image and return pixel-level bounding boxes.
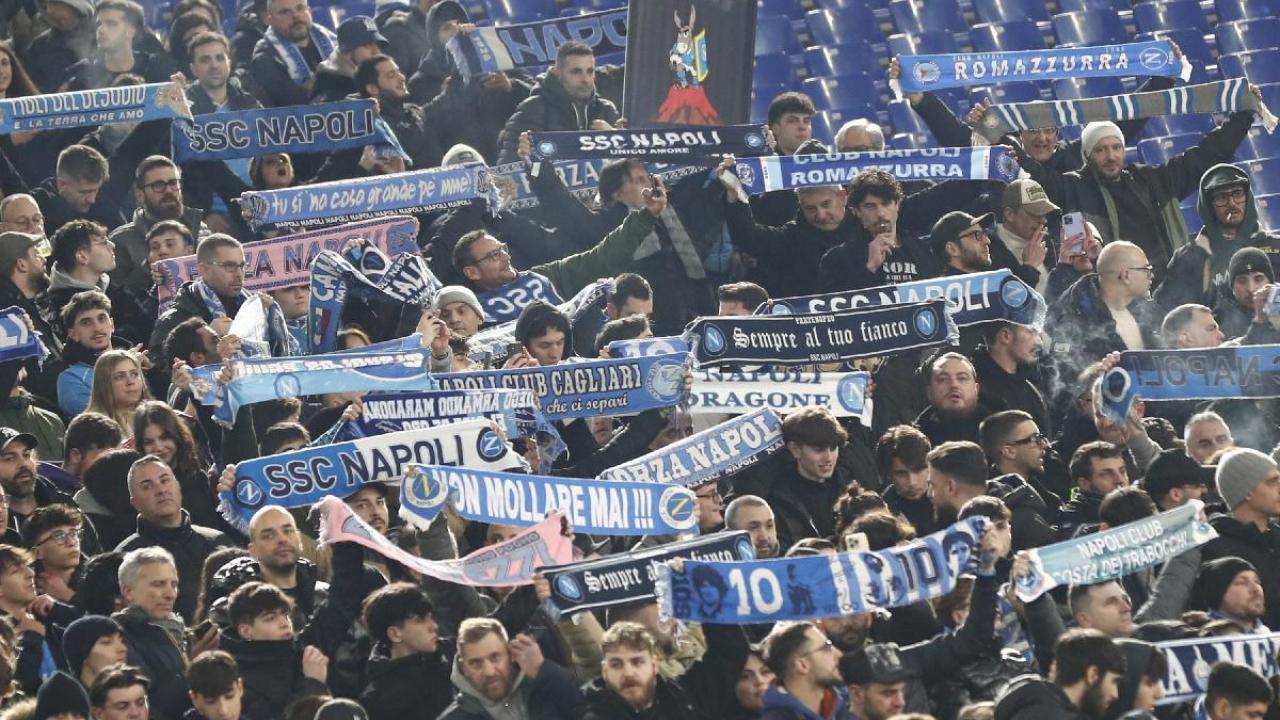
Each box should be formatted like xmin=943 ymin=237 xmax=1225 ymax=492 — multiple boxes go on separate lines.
xmin=244 ymin=505 xmax=328 ymax=628
xmin=1047 ymin=240 xmax=1162 ymax=382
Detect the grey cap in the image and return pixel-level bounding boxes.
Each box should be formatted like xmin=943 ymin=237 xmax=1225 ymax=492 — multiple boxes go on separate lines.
xmin=1216 ymin=448 xmax=1278 ymax=511
xmin=433 ymin=285 xmax=488 ymax=321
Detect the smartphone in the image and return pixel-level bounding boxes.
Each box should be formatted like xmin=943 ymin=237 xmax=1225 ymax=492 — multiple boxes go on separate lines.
xmin=1061 ymin=211 xmax=1088 ymax=257
xmin=505 ymin=342 xmax=524 ymax=357
xmin=843 ymin=531 xmax=869 ymax=553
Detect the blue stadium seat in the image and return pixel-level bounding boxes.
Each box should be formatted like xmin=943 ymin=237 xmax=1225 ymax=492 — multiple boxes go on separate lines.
xmin=802 ymin=74 xmax=882 ymax=112
xmin=485 ymin=0 xmax=558 ymax=21
xmin=972 ymin=0 xmax=1050 ymax=24
xmin=1133 ymin=1 xmax=1209 ymax=35
xmin=811 ymin=111 xmax=838 ymax=144
xmin=1239 ymin=125 xmax=1280 ymax=161
xmin=887 ymin=31 xmax=961 ymax=58
xmin=1260 ymin=83 xmax=1280 ymax=121
xmin=970 ymin=82 xmax=1045 ymax=105
xmin=1216 ymin=19 xmax=1280 ymax=55
xmin=1056 ymin=0 xmax=1133 ymax=12
xmin=572 ymin=0 xmax=626 ymax=8
xmin=1142 ymin=114 xmax=1216 ymax=140
xmin=759 ymin=0 xmax=806 ymax=20
xmin=1214 ymin=0 xmax=1280 ymax=23
xmin=970 ymin=20 xmax=1047 ymax=52
xmin=758 ymin=14 xmax=802 ymax=56
xmin=890 ymin=131 xmax=936 ymax=149
xmin=1053 ymin=10 xmax=1131 ymax=47
xmin=1243 ymin=159 xmax=1280 ymax=197
xmin=1138 ymin=133 xmax=1199 ymax=165
xmin=1221 ymin=50 xmax=1280 ymax=85
xmin=890 ymin=0 xmax=967 ymax=35
xmin=807 ymin=6 xmax=884 ymax=47
xmin=887 ymin=99 xmax=930 ymax=135
xmin=1053 ymin=76 xmax=1125 ymax=100
xmin=1136 ymin=30 xmax=1214 ymax=71
xmin=1257 ymin=194 xmax=1280 ymax=231
xmin=805 ymin=41 xmax=882 ymax=79
xmin=754 ymin=54 xmax=796 ymax=91
xmin=751 ymin=88 xmax=783 ymax=122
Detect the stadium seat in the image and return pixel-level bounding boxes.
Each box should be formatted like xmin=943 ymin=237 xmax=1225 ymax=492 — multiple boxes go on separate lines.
xmin=1053 ymin=76 xmax=1125 ymax=100
xmin=889 ymin=0 xmax=967 ymax=35
xmin=1142 ymin=114 xmax=1216 ymax=140
xmin=806 ymin=6 xmax=884 ymax=47
xmin=758 ymin=14 xmax=802 ymax=56
xmin=1136 ymin=30 xmax=1214 ymax=73
xmin=1258 ymin=194 xmax=1280 ymax=231
xmin=887 ymin=99 xmax=930 ymax=136
xmin=1138 ymin=133 xmax=1199 ymax=166
xmin=751 ymin=88 xmax=783 ymax=122
xmin=1056 ymin=0 xmax=1133 ymax=12
xmin=811 ymin=111 xmax=838 ymax=144
xmin=1215 ymin=19 xmax=1280 ymax=56
xmin=802 ymin=74 xmax=882 ymax=112
xmin=754 ymin=54 xmax=796 ymax=91
xmin=485 ymin=0 xmax=558 ymax=21
xmin=1239 ymin=125 xmax=1280 ymax=161
xmin=1214 ymin=0 xmax=1280 ymax=23
xmin=805 ymin=41 xmax=882 ymax=79
xmin=572 ymin=0 xmax=626 ymax=8
xmin=972 ymin=0 xmax=1050 ymax=24
xmin=1261 ymin=83 xmax=1280 ymax=122
xmin=1053 ymin=11 xmax=1130 ymax=47
xmin=759 ymin=0 xmax=806 ymax=20
xmin=887 ymin=31 xmax=961 ymax=58
xmin=1221 ymin=50 xmax=1280 ymax=85
xmin=1243 ymin=159 xmax=1280 ymax=197
xmin=889 ymin=131 xmax=936 ymax=149
xmin=970 ymin=82 xmax=1045 ymax=105
xmin=970 ymin=20 xmax=1047 ymax=52
xmin=1132 ymin=1 xmax=1208 ymax=35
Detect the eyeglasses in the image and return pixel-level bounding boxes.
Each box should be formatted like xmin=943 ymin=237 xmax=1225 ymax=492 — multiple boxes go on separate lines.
xmin=957 ymin=228 xmax=986 ymax=243
xmin=1007 ymin=432 xmax=1048 ymax=447
xmin=143 ymin=178 xmax=181 ymax=193
xmin=35 ymin=529 xmax=81 ymax=547
xmin=799 ymin=638 xmax=836 ymax=657
xmin=471 ymin=243 xmax=509 ymax=265
xmin=1212 ymin=188 xmax=1247 ymax=207
xmin=211 ymin=260 xmax=247 ymax=273
xmin=1126 ymin=265 xmax=1155 ymax=276
xmin=695 ymin=488 xmax=722 ymax=501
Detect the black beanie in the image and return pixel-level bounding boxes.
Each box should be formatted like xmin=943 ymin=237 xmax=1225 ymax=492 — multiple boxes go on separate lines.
xmin=1228 ymin=246 xmax=1274 ymax=283
xmin=35 ymin=672 xmax=91 ymax=720
xmin=1192 ymin=556 xmax=1257 ymax=612
xmin=61 ymin=615 xmax=122 ymax=678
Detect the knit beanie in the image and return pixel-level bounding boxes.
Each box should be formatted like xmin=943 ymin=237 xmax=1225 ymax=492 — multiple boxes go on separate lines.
xmin=35 ymin=672 xmax=91 ymax=720
xmin=1081 ymin=121 xmax=1124 ymax=162
xmin=62 ymin=615 xmax=122 ymax=678
xmin=1192 ymin=556 xmax=1257 ymax=612
xmin=1216 ymin=448 xmax=1278 ymax=510
xmin=314 ymin=699 xmax=369 ymax=720
xmin=1228 ymin=246 xmax=1275 ymax=283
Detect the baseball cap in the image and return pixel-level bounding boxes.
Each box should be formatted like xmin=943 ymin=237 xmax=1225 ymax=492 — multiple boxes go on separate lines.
xmin=0 ymin=427 xmax=38 ymax=454
xmin=1140 ymin=448 xmax=1212 ymax=501
xmin=0 ymin=232 xmax=45 ymax=274
xmin=929 ymin=211 xmax=991 ymax=254
xmin=337 ymin=16 xmax=388 ymax=53
xmin=840 ymin=643 xmax=915 ymax=685
xmin=1002 ymin=179 xmax=1060 ymax=215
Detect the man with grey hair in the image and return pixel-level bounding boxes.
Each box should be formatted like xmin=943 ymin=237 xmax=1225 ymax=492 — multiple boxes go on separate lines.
xmin=1162 ymin=304 xmax=1225 ymax=349
xmin=116 ymin=455 xmax=232 ymax=622
xmin=0 ymin=194 xmax=47 ymax=238
xmin=1185 ymin=411 xmax=1235 ymax=464
xmin=113 ymin=546 xmax=196 ymax=719
xmin=833 ymin=119 xmax=884 ymax=153
xmin=723 ymin=495 xmax=780 ymax=559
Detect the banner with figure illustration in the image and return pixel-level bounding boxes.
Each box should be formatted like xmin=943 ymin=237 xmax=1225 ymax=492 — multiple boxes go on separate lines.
xmin=622 ymin=0 xmax=756 ymax=125
xmin=655 ymin=517 xmax=987 ymax=624
xmin=1014 ymin=500 xmax=1217 ymax=601
xmin=1096 ymin=345 xmax=1280 ymax=424
xmin=1154 ymin=632 xmax=1280 ymax=705
xmin=0 ymin=82 xmax=190 ymax=134
xmin=448 ymin=8 xmax=628 ymax=82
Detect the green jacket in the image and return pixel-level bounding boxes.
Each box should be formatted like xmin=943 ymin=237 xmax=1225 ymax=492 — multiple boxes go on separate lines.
xmin=532 ymin=209 xmax=658 ymax=298
xmin=0 ymin=393 xmax=65 ymax=460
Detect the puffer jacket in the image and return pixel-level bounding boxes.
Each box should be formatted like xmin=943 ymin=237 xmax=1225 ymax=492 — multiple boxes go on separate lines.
xmin=497 ymin=72 xmax=620 ymax=164
xmin=1045 ymin=272 xmax=1162 ymax=389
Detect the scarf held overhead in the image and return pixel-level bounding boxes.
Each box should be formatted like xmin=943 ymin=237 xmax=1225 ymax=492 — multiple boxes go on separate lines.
xmin=685 ymin=299 xmax=957 ymax=366
xmin=894 ymin=40 xmax=1191 ymax=96
xmin=339 ymin=388 xmax=546 ymax=441
xmin=730 ymin=147 xmax=1021 ymax=196
xmin=760 ymin=269 xmax=1047 ymax=328
xmin=529 ymin=124 xmax=769 ymax=161
xmin=0 ymin=306 xmax=48 ymax=363
xmin=655 ymin=517 xmax=987 ymax=624
xmin=688 ymin=367 xmax=871 ymax=425
xmin=308 ymin=248 xmax=441 ymax=353
xmin=448 ymin=8 xmax=627 ymax=81
xmin=1097 ymin=345 xmax=1280 ymax=424
xmin=0 ymin=82 xmax=190 ymax=134
xmin=171 ymin=99 xmax=404 ymax=163
xmin=495 ymin=159 xmax=704 ymax=211
xmin=221 ymin=419 xmax=519 ymax=528
xmin=399 ymin=465 xmax=699 ymax=536
xmin=974 ymin=77 xmax=1278 ymax=144
xmin=1014 ymin=500 xmax=1217 ymax=601
xmin=240 ymin=162 xmax=500 ymax=229
xmin=597 ymin=408 xmax=783 ymax=487
xmin=319 ymin=496 xmax=572 ymax=588
xmin=542 ymin=531 xmax=756 ymax=614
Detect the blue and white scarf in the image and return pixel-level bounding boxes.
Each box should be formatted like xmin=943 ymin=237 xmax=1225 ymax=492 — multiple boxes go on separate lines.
xmin=196 ymin=280 xmax=296 ymax=358
xmin=400 ymin=465 xmax=699 ymax=536
xmin=607 ymin=336 xmax=691 ymax=358
xmin=0 ymin=82 xmax=190 ymax=134
xmin=464 ymin=279 xmax=610 ymax=363
xmin=894 ymin=40 xmax=1191 ymax=96
xmin=0 ymin=306 xmax=48 ymax=364
xmin=435 ymin=352 xmax=687 ymax=421
xmin=477 ymin=271 xmax=565 ymax=323
xmin=655 ymin=517 xmax=987 ymax=624
xmin=760 ymin=269 xmax=1046 ymax=328
xmin=1014 ymin=500 xmax=1217 ymax=601
xmin=688 ymin=367 xmax=871 ymax=424
xmin=264 ymin=24 xmax=337 ymax=85
xmin=241 ymin=162 xmax=500 ymax=229
xmin=974 ymin=78 xmax=1278 ymax=144
xmin=172 ymin=99 xmax=405 ymax=163
xmin=1097 ymin=345 xmax=1280 ymax=424
xmin=728 ymin=147 xmax=1020 ymax=197
xmin=447 ymin=8 xmax=627 ymax=81
xmin=529 ymin=124 xmax=768 ymax=162
xmin=542 ymin=531 xmax=756 ymax=614
xmin=496 ymin=160 xmax=704 ymax=211
xmin=308 ymin=247 xmax=441 ymax=353
xmin=1154 ymin=632 xmax=1280 ymax=705
xmin=192 ymin=347 xmax=437 ymax=427
xmin=598 ymin=408 xmax=783 ymax=487
xmin=685 ymin=299 xmax=957 ymax=366
xmin=220 ymin=418 xmax=519 ymax=529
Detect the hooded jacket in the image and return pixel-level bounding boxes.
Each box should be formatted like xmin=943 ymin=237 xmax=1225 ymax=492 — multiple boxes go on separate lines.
xmin=31 ymin=177 xmax=128 ymax=240
xmin=44 ymin=263 xmax=150 ymax=346
xmin=311 ymin=51 xmax=359 ymax=104
xmin=759 ymin=687 xmax=848 ymax=720
xmin=218 ymin=632 xmax=328 ymax=720
xmin=497 ymin=71 xmax=620 ymax=164
xmin=109 ymin=206 xmax=209 ymax=295
xmin=580 ymin=675 xmax=700 ymax=720
xmin=408 ymin=0 xmax=470 ymax=103
xmin=438 ymin=658 xmax=583 ymax=720
xmin=994 ymin=674 xmax=1086 ymax=720
xmin=1200 ymin=514 xmax=1280 ymax=629
xmin=1157 ymin=163 xmax=1280 ymax=311
xmin=1045 ymin=273 xmax=1162 ymax=388
xmin=725 ymin=199 xmax=863 ymax=300
xmin=987 ymin=474 xmax=1059 ymax=553
xmin=376 ymin=3 xmax=429 ymax=82
xmin=1103 ymin=640 xmax=1159 ymax=720
xmin=360 ymin=644 xmax=454 ymax=720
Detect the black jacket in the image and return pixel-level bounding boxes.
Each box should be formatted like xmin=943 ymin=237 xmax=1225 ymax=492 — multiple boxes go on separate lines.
xmin=988 ymin=474 xmax=1060 ymax=553
xmin=360 ymin=645 xmax=453 ymax=720
xmin=497 ymin=72 xmax=620 ymax=164
xmin=995 ymin=675 xmax=1086 ymax=720
xmin=381 ymin=98 xmax=445 ymax=171
xmin=248 ymin=35 xmax=322 ymax=107
xmin=115 ymin=511 xmax=235 ymax=623
xmin=914 ymin=403 xmax=993 ymax=447
xmin=1200 ymin=514 xmax=1280 ymax=629
xmin=30 ymin=177 xmax=128 ymax=239
xmin=407 ymin=0 xmax=470 ymax=104
xmin=884 ymin=485 xmax=937 ymax=536
xmin=725 ymin=199 xmax=861 ymax=300
xmin=1057 ymin=488 xmax=1104 ymax=540
xmin=376 ymin=4 xmax=430 ymax=82
xmin=581 ymin=675 xmax=701 ymax=720
xmin=423 ymin=72 xmax=531 ymax=165
xmin=438 ymin=659 xmax=584 ymax=720
xmin=25 ymin=22 xmax=95 ymax=93
xmin=113 ymin=607 xmax=190 ymax=720
xmin=729 ymin=451 xmax=860 ymax=551
xmin=149 ymin=280 xmax=242 ymax=363
xmin=971 ymin=347 xmax=1052 ymax=436
xmin=65 ymin=52 xmax=178 ymax=90
xmin=1045 ymin=273 xmax=1162 ymax=388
